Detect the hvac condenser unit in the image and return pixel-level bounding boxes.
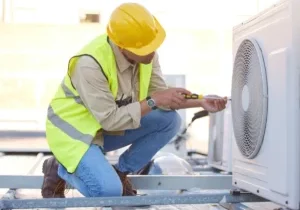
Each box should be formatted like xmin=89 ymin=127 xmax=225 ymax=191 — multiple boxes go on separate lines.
xmin=207 ymin=100 xmax=232 ymax=173
xmin=231 ymin=0 xmax=300 ymax=209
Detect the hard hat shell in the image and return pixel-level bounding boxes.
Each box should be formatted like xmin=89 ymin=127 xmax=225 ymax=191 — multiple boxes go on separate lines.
xmin=107 ymin=3 xmax=166 ymax=56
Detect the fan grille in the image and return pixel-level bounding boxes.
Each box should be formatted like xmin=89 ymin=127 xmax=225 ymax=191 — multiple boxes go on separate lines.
xmin=231 ymin=38 xmax=268 ymax=159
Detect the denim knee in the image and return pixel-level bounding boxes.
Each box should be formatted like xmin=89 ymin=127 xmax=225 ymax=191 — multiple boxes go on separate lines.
xmin=58 ymin=164 xmax=123 ymax=197
xmin=158 ymin=110 xmax=182 ymax=135
xmin=88 ymin=177 xmax=123 ymax=197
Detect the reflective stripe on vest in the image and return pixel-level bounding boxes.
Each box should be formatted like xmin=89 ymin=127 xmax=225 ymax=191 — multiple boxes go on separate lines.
xmin=46 ymin=34 xmax=153 ymax=173
xmin=61 ymin=82 xmax=84 ymax=105
xmin=47 ymin=81 xmax=93 ymax=145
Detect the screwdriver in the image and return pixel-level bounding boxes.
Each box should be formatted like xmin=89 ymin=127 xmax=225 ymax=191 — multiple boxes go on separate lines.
xmin=182 ymin=93 xmax=204 ymax=99
xmin=182 ymin=93 xmax=231 ymax=100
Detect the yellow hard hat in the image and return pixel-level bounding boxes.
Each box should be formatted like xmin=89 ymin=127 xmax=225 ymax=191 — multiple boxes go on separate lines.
xmin=107 ymin=3 xmax=166 ymax=56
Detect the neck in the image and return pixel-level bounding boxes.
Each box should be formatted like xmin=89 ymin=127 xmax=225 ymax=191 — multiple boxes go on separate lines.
xmin=122 ymin=52 xmax=135 ymax=64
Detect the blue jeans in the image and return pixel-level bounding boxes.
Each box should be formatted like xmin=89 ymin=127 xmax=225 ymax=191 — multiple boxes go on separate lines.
xmin=57 ymin=109 xmax=181 ymax=197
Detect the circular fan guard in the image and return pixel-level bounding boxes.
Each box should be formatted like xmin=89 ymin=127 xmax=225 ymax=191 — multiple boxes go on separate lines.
xmin=231 ymin=38 xmax=268 ymax=159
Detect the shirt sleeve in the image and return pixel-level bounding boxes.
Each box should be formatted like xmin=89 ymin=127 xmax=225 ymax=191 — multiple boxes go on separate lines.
xmin=148 ymin=52 xmax=172 ymax=111
xmin=70 ymin=55 xmax=141 ymax=131
xmin=148 ymin=52 xmax=169 ymax=95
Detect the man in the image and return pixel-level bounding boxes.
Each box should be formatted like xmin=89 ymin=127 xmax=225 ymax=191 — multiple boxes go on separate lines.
xmin=42 ymin=2 xmax=227 ymax=198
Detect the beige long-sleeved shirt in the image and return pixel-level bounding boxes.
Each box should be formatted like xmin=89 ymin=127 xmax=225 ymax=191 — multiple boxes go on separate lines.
xmin=71 ymin=40 xmax=168 ymax=146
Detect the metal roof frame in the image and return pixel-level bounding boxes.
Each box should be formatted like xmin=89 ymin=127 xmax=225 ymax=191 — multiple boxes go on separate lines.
xmin=0 ymin=168 xmax=268 ymax=209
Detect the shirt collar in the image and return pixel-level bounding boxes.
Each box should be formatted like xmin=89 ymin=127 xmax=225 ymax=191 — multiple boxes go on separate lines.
xmin=108 ymin=39 xmax=135 ymax=72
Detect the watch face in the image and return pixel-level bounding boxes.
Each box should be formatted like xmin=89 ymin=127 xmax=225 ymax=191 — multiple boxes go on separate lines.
xmin=147 ymin=99 xmax=155 ymax=107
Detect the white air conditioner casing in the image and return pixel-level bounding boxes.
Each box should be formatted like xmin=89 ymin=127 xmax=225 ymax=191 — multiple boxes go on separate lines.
xmin=231 ymin=0 xmax=300 ymax=209
xmin=208 ymin=100 xmax=233 ymax=173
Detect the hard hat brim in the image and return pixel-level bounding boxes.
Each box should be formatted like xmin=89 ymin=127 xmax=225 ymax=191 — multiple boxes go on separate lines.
xmin=125 ymin=18 xmax=166 ymax=56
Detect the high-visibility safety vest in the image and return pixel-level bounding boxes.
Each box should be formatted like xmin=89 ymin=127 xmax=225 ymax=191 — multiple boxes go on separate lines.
xmin=46 ymin=34 xmax=153 ymax=173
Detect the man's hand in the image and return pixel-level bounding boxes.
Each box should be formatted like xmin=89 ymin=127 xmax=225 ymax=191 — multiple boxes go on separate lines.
xmin=151 ymin=88 xmax=191 ymax=108
xmin=200 ymin=96 xmax=227 ymax=113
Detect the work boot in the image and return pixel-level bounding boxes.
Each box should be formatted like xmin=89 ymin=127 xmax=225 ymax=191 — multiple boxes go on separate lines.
xmin=113 ymin=166 xmax=137 ymax=196
xmin=136 ymin=160 xmax=154 ymax=175
xmin=41 ymin=156 xmax=66 ymax=198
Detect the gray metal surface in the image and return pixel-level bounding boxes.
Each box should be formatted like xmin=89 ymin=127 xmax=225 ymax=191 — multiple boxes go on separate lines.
xmin=220 ymin=203 xmax=254 ymax=210
xmin=1 ymin=153 xmax=45 ymax=210
xmin=0 ymin=139 xmax=283 ymax=210
xmin=0 ymin=147 xmax=51 ymax=153
xmin=111 ymin=205 xmax=227 ymax=210
xmin=0 ymin=174 xmax=233 ymax=190
xmin=0 ymin=191 xmax=268 ymax=209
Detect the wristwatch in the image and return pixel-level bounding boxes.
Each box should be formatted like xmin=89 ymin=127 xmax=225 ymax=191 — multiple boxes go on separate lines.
xmin=146 ymin=96 xmax=157 ymax=110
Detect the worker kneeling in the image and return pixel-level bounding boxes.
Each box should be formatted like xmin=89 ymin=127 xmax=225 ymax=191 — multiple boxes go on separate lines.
xmin=41 ymin=2 xmax=227 ymax=198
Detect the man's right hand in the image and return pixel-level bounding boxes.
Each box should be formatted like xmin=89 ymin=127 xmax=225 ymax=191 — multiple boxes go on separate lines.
xmin=151 ymin=88 xmax=191 ymax=108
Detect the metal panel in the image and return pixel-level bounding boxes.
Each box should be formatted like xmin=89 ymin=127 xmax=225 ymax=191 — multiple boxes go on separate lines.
xmin=0 ymin=192 xmax=268 ymax=209
xmin=0 ymin=175 xmax=233 ymax=190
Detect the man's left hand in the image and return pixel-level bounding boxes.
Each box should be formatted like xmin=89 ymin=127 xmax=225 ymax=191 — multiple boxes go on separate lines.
xmin=200 ymin=96 xmax=227 ymax=113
